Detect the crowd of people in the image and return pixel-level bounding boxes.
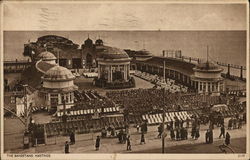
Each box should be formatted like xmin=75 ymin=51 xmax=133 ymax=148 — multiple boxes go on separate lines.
xmin=227 ymin=116 xmax=243 ymax=130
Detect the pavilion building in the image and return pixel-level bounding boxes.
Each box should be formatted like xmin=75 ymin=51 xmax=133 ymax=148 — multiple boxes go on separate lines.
xmin=191 ymin=61 xmax=224 ymax=96
xmin=36 ymin=51 xmax=78 ymax=112
xmin=94 ymin=46 xmax=135 ymax=89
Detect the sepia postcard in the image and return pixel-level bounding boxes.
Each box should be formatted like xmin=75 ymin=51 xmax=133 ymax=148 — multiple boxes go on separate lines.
xmin=0 ymin=0 xmax=249 ymax=160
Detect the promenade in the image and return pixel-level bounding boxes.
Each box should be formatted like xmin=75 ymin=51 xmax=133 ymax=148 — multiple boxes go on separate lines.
xmin=5 ymin=119 xmax=246 ymax=154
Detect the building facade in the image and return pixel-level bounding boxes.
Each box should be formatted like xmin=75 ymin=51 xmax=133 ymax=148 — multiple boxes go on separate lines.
xmin=35 ymin=51 xmax=78 ymax=112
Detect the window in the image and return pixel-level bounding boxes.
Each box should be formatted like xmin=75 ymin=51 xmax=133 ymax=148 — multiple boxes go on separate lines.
xmin=212 ymin=83 xmax=214 ymax=92
xmin=50 ymin=93 xmax=58 ymax=107
xmin=11 ymin=96 xmax=16 ymax=104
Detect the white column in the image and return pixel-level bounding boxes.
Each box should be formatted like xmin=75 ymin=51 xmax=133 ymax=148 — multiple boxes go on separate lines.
xmin=71 ymin=92 xmax=74 ymax=103
xmin=108 ymin=66 xmax=111 ymax=83
xmin=110 ymin=65 xmax=113 ymax=82
xmin=206 ymin=82 xmax=208 ymax=93
xmin=218 ymin=82 xmax=220 ymax=92
xmin=198 ymin=81 xmax=200 ymax=92
xmin=58 ymin=93 xmax=61 ymax=105
xmin=124 ymin=65 xmax=127 ymax=81
xmin=98 ymin=64 xmax=101 ymax=79
xmin=68 ymin=93 xmax=71 ymax=103
xmin=127 ymin=64 xmax=130 ymax=79
xmin=210 ymin=82 xmax=212 ymax=92
xmin=201 ymin=82 xmax=204 ymax=92
xmin=222 ymin=82 xmax=225 ymax=92
xmin=47 ymin=93 xmax=51 ymax=106
xmin=200 ymin=82 xmax=204 ymax=92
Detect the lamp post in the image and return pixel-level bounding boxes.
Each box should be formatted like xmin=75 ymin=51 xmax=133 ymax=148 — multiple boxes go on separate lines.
xmin=162 ymin=87 xmax=166 ymax=153
xmin=22 ymin=84 xmax=30 ymax=148
xmin=23 ymin=84 xmax=29 ymax=130
xmin=163 ymin=51 xmax=166 ymax=84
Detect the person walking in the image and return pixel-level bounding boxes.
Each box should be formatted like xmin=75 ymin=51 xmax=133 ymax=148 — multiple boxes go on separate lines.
xmin=127 ymin=135 xmax=132 ymax=151
xmin=209 ymin=129 xmax=213 ymax=144
xmin=176 ymin=128 xmax=180 ymax=141
xmin=64 ymin=141 xmax=69 ymax=154
xmin=70 ymin=131 xmax=75 ymax=144
xmin=184 ymin=128 xmax=188 ymax=140
xmin=195 ymin=128 xmax=200 ymax=140
xmin=205 ymin=130 xmax=209 ymax=144
xmin=238 ymin=118 xmax=242 ymax=129
xmin=233 ymin=118 xmax=237 ymax=129
xmin=219 ymin=125 xmax=225 ymax=138
xmin=136 ymin=124 xmax=140 ymax=133
xmin=123 ymin=132 xmax=127 ymax=144
xmin=170 ymin=128 xmax=175 ymax=140
xmin=228 ymin=118 xmax=232 ymax=130
xmin=225 ymin=132 xmax=231 ymax=146
xmin=95 ymin=136 xmax=101 ymax=151
xmin=140 ymin=133 xmax=145 ymax=144
xmin=191 ymin=127 xmax=196 ymax=139
xmin=186 ymin=118 xmax=190 ymax=128
xmin=157 ymin=124 xmax=163 ymax=138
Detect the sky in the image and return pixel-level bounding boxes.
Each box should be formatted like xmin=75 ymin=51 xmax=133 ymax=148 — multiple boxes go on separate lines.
xmin=4 ymin=31 xmax=246 ymax=68
xmin=3 ymin=2 xmax=247 ymax=30
xmin=2 ymin=1 xmax=247 ymax=69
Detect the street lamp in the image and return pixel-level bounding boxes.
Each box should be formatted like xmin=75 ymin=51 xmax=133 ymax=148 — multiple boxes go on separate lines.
xmin=162 ymin=51 xmax=167 ymax=153
xmin=23 ymin=84 xmax=29 ymax=130
xmin=22 ymin=84 xmax=30 ymax=148
xmin=161 ymin=87 xmax=167 ymax=153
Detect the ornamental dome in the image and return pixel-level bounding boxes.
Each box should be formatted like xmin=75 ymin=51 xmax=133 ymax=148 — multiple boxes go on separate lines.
xmin=42 ymin=65 xmax=75 ymax=81
xmin=95 ymin=39 xmax=103 ymax=46
xmin=97 ymin=46 xmax=130 ymax=60
xmin=194 ymin=61 xmax=222 ymax=72
xmin=38 ymin=51 xmax=57 ymax=61
xmin=84 ymin=38 xmax=93 ymax=47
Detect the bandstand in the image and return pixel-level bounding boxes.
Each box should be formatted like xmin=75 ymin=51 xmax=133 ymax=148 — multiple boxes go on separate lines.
xmin=94 ymin=47 xmax=135 ymax=89
xmin=191 ymin=61 xmax=224 ymax=96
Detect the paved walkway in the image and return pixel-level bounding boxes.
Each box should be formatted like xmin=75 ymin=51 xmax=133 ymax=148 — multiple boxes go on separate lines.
xmin=6 ymin=120 xmax=246 ymax=154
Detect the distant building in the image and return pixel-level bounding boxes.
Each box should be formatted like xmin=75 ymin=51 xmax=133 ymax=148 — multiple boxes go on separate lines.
xmin=23 ymin=35 xmax=119 ymax=70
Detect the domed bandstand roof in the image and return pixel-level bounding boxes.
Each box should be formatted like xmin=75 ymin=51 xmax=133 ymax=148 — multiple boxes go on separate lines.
xmin=193 ymin=61 xmax=223 ymax=72
xmin=97 ymin=46 xmax=130 ymax=60
xmin=42 ymin=65 xmax=75 ymax=81
xmin=38 ymin=51 xmax=57 ymax=61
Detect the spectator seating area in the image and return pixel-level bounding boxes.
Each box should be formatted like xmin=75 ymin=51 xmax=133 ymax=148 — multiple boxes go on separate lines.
xmin=74 ymin=90 xmax=103 ymax=103
xmin=54 ymin=90 xmax=119 ymax=121
xmin=45 ymin=115 xmax=125 ymax=137
xmin=134 ymin=70 xmax=188 ymax=93
xmin=56 ymin=106 xmax=120 ymax=117
xmin=228 ymin=90 xmax=246 ymax=97
xmin=107 ymin=88 xmax=242 ymax=125
xmin=82 ymin=72 xmax=98 ymax=78
xmin=142 ymin=111 xmax=192 ymax=125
